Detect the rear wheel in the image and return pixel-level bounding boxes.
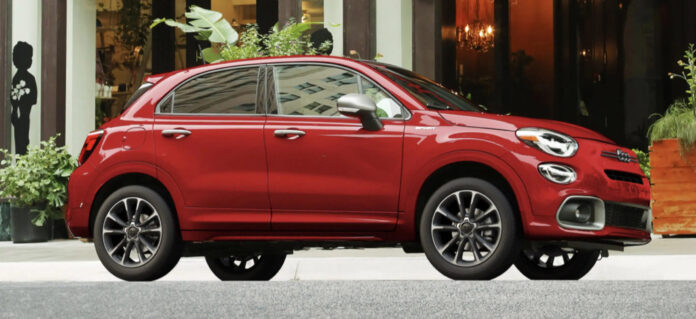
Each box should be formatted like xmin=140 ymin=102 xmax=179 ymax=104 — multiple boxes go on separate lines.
xmin=420 ymin=178 xmax=520 ymax=280
xmin=205 ymin=253 xmax=287 ymax=281
xmin=93 ymin=186 xmax=181 ymax=281
xmin=514 ymin=247 xmax=600 ymax=280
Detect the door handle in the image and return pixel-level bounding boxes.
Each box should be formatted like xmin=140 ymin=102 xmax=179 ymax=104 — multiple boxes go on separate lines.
xmin=162 ymin=129 xmax=192 ymax=139
xmin=274 ymin=129 xmax=306 ymax=139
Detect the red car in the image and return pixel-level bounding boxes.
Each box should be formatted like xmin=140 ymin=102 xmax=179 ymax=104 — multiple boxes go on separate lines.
xmin=67 ymin=56 xmax=651 ymax=281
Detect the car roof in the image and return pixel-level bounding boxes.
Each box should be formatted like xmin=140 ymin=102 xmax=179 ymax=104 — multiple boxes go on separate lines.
xmin=144 ymin=55 xmax=369 ymax=84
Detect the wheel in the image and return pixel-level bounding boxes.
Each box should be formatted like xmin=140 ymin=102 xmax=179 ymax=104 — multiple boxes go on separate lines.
xmin=514 ymin=247 xmax=600 ymax=280
xmin=93 ymin=185 xmax=181 ymax=281
xmin=205 ymin=253 xmax=287 ymax=281
xmin=420 ymin=178 xmax=520 ymax=280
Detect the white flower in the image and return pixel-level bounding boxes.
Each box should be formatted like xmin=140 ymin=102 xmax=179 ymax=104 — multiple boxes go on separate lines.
xmin=24 ymin=88 xmax=30 ymax=94
xmin=19 ymin=80 xmax=26 ymax=87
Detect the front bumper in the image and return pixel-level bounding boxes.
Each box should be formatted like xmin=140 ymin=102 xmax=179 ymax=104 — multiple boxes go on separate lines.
xmin=513 ymin=138 xmax=652 ymax=243
xmin=554 ymin=196 xmax=651 ymax=233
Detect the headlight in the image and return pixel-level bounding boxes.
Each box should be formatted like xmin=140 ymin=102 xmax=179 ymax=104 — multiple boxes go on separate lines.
xmin=516 ymin=128 xmax=578 ymax=157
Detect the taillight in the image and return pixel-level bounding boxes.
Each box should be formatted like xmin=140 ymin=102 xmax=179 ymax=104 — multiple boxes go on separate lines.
xmin=78 ymin=129 xmax=104 ymax=166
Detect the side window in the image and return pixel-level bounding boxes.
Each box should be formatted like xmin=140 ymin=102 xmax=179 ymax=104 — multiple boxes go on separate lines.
xmin=272 ymin=65 xmax=359 ymax=116
xmin=360 ymin=77 xmax=405 ymax=119
xmin=160 ymin=67 xmax=260 ymax=115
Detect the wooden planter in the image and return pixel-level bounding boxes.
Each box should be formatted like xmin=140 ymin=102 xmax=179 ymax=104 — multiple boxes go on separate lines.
xmin=651 ymin=139 xmax=696 ymax=234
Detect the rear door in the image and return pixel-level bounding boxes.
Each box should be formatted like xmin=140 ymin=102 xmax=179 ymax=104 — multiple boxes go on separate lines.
xmin=264 ymin=63 xmax=407 ymax=231
xmin=153 ymin=66 xmax=270 ymax=231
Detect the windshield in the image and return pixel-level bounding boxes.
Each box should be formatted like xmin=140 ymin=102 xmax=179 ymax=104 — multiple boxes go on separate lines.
xmin=367 ymin=63 xmax=483 ymax=112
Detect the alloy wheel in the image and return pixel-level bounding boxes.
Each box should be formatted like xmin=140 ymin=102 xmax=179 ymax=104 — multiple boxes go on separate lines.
xmin=430 ymin=190 xmax=502 ymax=267
xmin=217 ymin=254 xmax=264 ymax=272
xmin=101 ymin=197 xmax=162 ymax=267
xmin=523 ymin=247 xmax=578 ymax=269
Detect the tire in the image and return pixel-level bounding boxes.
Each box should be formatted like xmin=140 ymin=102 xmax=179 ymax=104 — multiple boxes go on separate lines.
xmin=93 ymin=185 xmax=181 ymax=281
xmin=205 ymin=253 xmax=287 ymax=281
xmin=420 ymin=178 xmax=520 ymax=280
xmin=514 ymin=247 xmax=600 ymax=280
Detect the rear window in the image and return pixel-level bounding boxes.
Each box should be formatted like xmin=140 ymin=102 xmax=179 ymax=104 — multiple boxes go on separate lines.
xmin=120 ymin=83 xmax=153 ymax=114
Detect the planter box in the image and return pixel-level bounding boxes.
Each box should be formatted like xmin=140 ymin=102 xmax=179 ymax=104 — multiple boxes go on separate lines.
xmin=651 ymin=139 xmax=696 ymax=234
xmin=10 ymin=206 xmax=51 ymax=243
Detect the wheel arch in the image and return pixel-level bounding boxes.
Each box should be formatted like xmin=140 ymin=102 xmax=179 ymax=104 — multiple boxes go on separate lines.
xmin=88 ymin=172 xmax=179 ymax=237
xmin=411 ymin=153 xmax=533 ymax=243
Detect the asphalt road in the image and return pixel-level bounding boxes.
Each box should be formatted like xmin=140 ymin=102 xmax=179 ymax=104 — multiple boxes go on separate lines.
xmin=1 ymin=281 xmax=695 ymax=318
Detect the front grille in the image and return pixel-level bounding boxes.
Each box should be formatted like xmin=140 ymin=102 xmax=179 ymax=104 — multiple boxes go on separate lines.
xmin=605 ymin=170 xmax=643 ymax=184
xmin=605 ymin=202 xmax=649 ymax=231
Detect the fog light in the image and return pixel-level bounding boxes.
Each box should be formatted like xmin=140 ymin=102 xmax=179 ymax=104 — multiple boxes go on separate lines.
xmin=574 ymin=204 xmax=592 ymax=223
xmin=556 ymin=196 xmax=605 ymax=230
xmin=538 ymin=164 xmax=576 ymax=184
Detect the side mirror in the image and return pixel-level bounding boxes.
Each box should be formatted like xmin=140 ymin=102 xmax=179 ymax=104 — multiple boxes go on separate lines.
xmin=337 ymin=94 xmax=383 ymax=131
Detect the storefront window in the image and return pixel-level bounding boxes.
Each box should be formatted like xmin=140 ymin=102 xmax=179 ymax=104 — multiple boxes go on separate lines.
xmin=211 ymin=0 xmax=258 ymax=28
xmin=302 ymin=0 xmax=324 ymax=28
xmin=96 ymin=0 xmax=152 ymax=127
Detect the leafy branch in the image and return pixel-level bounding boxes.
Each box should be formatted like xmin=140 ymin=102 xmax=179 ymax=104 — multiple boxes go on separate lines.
xmin=649 ymin=44 xmax=696 ymax=154
xmin=0 ymin=136 xmax=76 ymax=226
xmin=151 ymin=6 xmax=332 ymax=63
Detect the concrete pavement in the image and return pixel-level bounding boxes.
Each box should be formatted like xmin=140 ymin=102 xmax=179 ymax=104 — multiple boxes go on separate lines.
xmin=2 ymin=236 xmax=696 ymax=281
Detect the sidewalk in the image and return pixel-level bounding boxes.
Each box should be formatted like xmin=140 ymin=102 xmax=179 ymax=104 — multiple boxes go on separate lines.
xmin=1 ymin=236 xmax=696 ymax=281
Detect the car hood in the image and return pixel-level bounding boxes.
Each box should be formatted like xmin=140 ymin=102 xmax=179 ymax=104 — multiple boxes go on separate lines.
xmin=438 ymin=111 xmax=615 ymax=144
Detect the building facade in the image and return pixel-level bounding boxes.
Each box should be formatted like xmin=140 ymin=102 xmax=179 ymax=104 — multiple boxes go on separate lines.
xmin=1 ymin=0 xmax=695 ymax=157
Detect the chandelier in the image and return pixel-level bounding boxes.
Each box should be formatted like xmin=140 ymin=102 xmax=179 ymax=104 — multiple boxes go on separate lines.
xmin=457 ymin=0 xmax=495 ymax=52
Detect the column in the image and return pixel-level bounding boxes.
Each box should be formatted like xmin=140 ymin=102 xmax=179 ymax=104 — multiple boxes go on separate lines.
xmin=412 ymin=0 xmax=442 ymax=82
xmin=0 ymin=1 xmax=10 ymax=154
xmin=66 ymin=0 xmax=96 ymax=156
xmin=10 ymin=0 xmax=42 ymax=155
xmin=324 ymin=0 xmax=344 ymax=56
xmin=343 ymin=0 xmax=375 ymax=59
xmin=41 ymin=0 xmax=67 ymax=145
xmin=376 ymin=0 xmax=412 ymax=69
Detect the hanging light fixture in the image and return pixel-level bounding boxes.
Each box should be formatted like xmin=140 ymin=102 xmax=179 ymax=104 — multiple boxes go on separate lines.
xmin=457 ymin=0 xmax=495 ymax=52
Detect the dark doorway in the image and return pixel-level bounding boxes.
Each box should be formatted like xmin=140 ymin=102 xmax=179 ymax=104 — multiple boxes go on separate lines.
xmin=555 ymin=0 xmax=626 ymax=145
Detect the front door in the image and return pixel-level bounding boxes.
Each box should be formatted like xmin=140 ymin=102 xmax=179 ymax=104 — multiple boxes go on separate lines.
xmin=153 ymin=66 xmax=270 ymax=231
xmin=264 ymin=64 xmax=406 ymax=231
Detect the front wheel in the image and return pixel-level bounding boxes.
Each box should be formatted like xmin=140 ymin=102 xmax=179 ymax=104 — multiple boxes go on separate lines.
xmin=514 ymin=247 xmax=600 ymax=280
xmin=205 ymin=253 xmax=287 ymax=281
xmin=420 ymin=178 xmax=520 ymax=280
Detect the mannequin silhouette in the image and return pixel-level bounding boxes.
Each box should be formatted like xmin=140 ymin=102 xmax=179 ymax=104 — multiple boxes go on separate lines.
xmin=9 ymin=41 xmax=37 ymax=155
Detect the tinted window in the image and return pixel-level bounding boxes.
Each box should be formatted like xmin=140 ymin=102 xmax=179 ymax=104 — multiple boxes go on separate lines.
xmin=162 ymin=67 xmax=259 ymax=114
xmin=360 ymin=77 xmax=405 ymax=119
xmin=272 ymin=65 xmax=359 ymax=116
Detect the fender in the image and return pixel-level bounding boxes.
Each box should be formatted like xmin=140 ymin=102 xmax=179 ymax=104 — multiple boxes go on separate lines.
xmin=397 ymin=148 xmax=533 ymax=239
xmin=88 ymin=162 xmax=157 ymax=209
xmin=87 ymin=161 xmax=185 ymax=233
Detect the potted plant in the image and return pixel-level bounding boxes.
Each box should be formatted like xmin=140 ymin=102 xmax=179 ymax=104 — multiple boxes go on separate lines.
xmin=648 ymin=44 xmax=696 ymax=235
xmin=151 ymin=6 xmax=332 ymax=63
xmin=0 ymin=136 xmax=76 ymax=243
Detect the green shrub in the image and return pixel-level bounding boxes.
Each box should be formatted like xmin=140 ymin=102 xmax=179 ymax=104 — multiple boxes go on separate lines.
xmin=151 ymin=6 xmax=332 ymax=63
xmin=648 ymin=44 xmax=696 ymax=153
xmin=0 ymin=136 xmax=76 ymax=226
xmin=632 ymin=148 xmax=651 ymax=182
xmin=648 ymin=100 xmax=696 ymax=151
